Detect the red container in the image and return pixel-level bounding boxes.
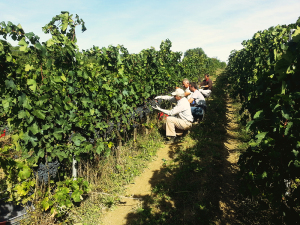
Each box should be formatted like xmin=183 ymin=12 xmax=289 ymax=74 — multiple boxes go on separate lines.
xmin=158 ymin=112 xmax=169 ymax=120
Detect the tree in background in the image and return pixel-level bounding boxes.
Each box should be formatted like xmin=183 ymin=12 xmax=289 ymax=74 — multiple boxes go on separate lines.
xmin=183 ymin=48 xmax=226 ymax=81
xmin=184 ymin=47 xmax=206 ymax=58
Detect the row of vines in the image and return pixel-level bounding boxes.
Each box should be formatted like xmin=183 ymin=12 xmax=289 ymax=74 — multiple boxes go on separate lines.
xmin=0 ymin=11 xmax=223 ymax=218
xmin=226 ymin=17 xmax=300 ymax=219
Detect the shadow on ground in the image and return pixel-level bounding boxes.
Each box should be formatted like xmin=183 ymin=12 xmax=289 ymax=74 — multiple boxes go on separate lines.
xmin=122 ymin=73 xmax=273 ymax=225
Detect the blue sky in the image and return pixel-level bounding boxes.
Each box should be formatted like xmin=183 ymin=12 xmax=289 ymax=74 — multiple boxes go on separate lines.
xmin=1 ymin=0 xmax=300 ymax=62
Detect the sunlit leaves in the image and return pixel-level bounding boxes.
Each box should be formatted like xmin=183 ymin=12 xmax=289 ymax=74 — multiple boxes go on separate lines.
xmin=18 ymin=165 xmax=31 ymax=180
xmin=18 ymin=38 xmax=28 ymax=52
xmin=27 ymin=79 xmax=37 ymax=92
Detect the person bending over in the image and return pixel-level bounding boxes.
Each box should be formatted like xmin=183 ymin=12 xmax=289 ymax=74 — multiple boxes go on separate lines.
xmin=153 ymin=88 xmax=193 ymax=144
xmin=188 ymin=82 xmax=206 ymax=122
xmin=199 ymin=74 xmax=212 ymax=98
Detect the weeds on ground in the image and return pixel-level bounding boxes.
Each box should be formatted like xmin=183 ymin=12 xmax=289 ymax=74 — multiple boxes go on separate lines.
xmin=228 ymin=99 xmax=252 ymax=154
xmin=64 ymin=124 xmax=164 ymax=224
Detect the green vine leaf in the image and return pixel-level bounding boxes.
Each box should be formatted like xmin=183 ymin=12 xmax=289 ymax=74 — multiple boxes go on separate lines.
xmin=18 ymin=166 xmax=31 ymax=180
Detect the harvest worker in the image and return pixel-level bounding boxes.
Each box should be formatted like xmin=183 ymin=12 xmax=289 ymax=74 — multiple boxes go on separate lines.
xmin=188 ymin=82 xmax=206 ymax=122
xmin=152 ymin=88 xmax=193 ymax=144
xmin=176 ymin=78 xmax=191 ymax=99
xmin=199 ymin=74 xmax=212 ymax=97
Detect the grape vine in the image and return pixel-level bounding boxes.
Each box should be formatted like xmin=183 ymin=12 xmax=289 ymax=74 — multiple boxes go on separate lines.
xmin=226 ymin=17 xmax=300 ymax=218
xmin=0 ymin=11 xmax=225 ymax=219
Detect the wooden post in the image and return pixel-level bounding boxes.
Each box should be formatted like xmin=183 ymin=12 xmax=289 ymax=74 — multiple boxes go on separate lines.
xmin=117 ymin=138 xmax=122 ymax=162
xmin=145 ymin=115 xmax=149 ymax=135
xmin=87 ymin=160 xmax=89 ymax=182
xmin=72 ymin=156 xmax=77 ymax=180
xmin=133 ymin=126 xmax=137 ymax=146
xmin=116 ymin=131 xmax=122 ymax=162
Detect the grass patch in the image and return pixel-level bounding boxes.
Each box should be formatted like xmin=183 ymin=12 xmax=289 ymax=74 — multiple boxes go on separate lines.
xmin=228 ymin=99 xmax=251 ymax=153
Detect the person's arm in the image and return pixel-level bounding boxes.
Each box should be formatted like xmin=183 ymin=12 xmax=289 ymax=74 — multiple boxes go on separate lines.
xmin=159 ymin=104 xmax=181 ymax=116
xmin=155 ymin=95 xmax=174 ymax=100
xmin=201 ymin=80 xmax=211 ymax=89
xmin=156 ymin=100 xmax=185 ymax=116
xmin=184 ymin=91 xmax=191 ymax=97
xmin=184 ymin=88 xmax=191 ymax=97
xmin=188 ymin=97 xmax=194 ymax=104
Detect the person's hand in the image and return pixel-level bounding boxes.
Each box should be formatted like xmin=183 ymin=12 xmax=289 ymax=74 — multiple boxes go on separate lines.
xmin=175 ymin=87 xmax=179 ymax=89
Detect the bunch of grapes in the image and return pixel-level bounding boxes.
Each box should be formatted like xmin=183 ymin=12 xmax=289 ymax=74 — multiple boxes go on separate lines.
xmin=68 ymin=132 xmax=75 ymax=143
xmin=131 ymin=112 xmax=136 ymax=120
xmin=117 ymin=122 xmax=121 ymax=131
xmin=89 ymin=138 xmax=95 ymax=144
xmin=126 ymin=112 xmax=135 ymax=124
xmin=106 ymin=122 xmax=114 ymax=134
xmin=132 ymin=123 xmax=139 ymax=128
xmin=0 ymin=125 xmax=9 ymax=136
xmin=135 ymin=107 xmax=144 ymax=120
xmin=95 ymin=130 xmax=100 ymax=139
xmin=37 ymin=160 xmax=60 ymax=184
xmin=149 ymin=99 xmax=158 ymax=107
xmin=143 ymin=105 xmax=151 ymax=115
xmin=157 ymin=99 xmax=163 ymax=106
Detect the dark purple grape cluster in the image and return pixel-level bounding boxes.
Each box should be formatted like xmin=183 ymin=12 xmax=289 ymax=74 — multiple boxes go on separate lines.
xmin=89 ymin=138 xmax=95 ymax=144
xmin=106 ymin=122 xmax=114 ymax=134
xmin=131 ymin=112 xmax=136 ymax=120
xmin=132 ymin=123 xmax=139 ymax=128
xmin=157 ymin=99 xmax=163 ymax=105
xmin=95 ymin=130 xmax=100 ymax=139
xmin=149 ymin=99 xmax=158 ymax=107
xmin=135 ymin=107 xmax=144 ymax=120
xmin=143 ymin=105 xmax=151 ymax=115
xmin=37 ymin=160 xmax=60 ymax=184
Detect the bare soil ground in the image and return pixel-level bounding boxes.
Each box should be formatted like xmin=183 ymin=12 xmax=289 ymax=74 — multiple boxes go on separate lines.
xmin=215 ymin=99 xmax=241 ymax=224
xmin=100 ymin=144 xmax=176 ymax=225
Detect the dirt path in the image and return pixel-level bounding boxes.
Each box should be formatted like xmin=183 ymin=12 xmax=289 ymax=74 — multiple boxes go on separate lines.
xmin=216 ymin=99 xmax=241 ymax=224
xmin=100 ymin=144 xmax=175 ymax=225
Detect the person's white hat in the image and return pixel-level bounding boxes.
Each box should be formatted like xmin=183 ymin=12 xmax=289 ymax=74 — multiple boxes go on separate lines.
xmin=171 ymin=88 xmax=185 ymax=97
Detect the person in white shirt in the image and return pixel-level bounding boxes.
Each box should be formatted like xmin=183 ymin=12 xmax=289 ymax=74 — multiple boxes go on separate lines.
xmin=152 ymin=88 xmax=193 ymax=144
xmin=188 ymin=82 xmax=206 ymax=122
xmin=176 ymin=78 xmax=191 ymax=99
